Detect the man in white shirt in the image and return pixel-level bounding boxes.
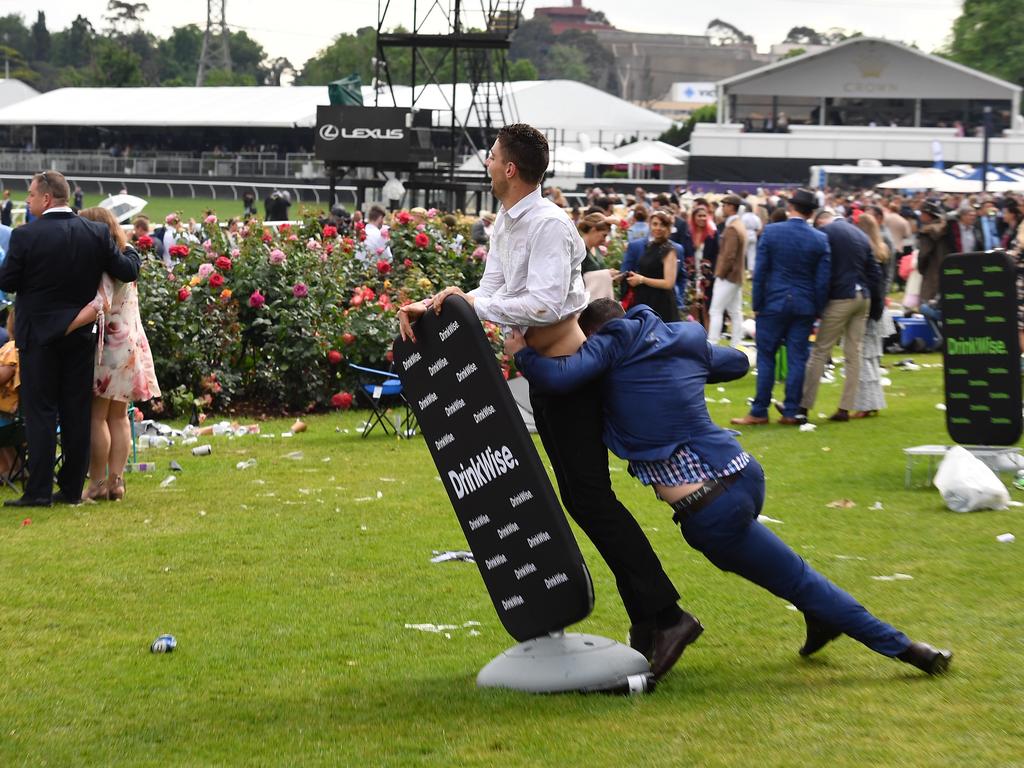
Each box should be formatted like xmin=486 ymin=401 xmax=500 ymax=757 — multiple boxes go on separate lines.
xmin=364 ymin=205 xmax=393 ymax=263
xmin=399 ymin=124 xmax=696 ymax=680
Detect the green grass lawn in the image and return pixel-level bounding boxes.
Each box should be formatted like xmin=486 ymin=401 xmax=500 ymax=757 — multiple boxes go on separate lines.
xmin=1 ymin=355 xmax=1021 ymax=766
xmin=77 ymin=195 xmax=330 ymax=225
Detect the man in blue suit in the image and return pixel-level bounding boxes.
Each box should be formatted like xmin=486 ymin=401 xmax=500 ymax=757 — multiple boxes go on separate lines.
xmin=732 ymin=188 xmax=830 ymax=426
xmin=507 ymin=298 xmax=952 ymax=677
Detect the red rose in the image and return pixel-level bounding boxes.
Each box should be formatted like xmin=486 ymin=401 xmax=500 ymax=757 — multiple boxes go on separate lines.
xmin=358 ymin=231 xmax=366 ymax=242
xmin=279 ymin=223 xmax=291 ymax=233
xmin=377 ymin=259 xmax=391 ymax=275
xmin=353 ymin=220 xmax=365 ymax=231
xmin=137 ymin=235 xmax=154 ymax=250
xmin=169 ymin=244 xmax=190 ymax=258
xmin=209 ymin=272 xmax=225 ymax=289
xmin=396 ymin=211 xmax=412 ymax=225
xmin=328 ymin=349 xmax=343 ymax=365
xmin=403 ymin=258 xmax=413 ymax=268
xmin=215 ymin=256 xmax=232 ymax=271
xmin=177 ymin=286 xmax=191 ymax=301
xmin=414 ymin=232 xmax=430 ymax=248
xmin=325 ymin=243 xmax=334 ymax=255
xmin=331 ymin=391 xmax=354 ymax=409
xmin=362 ymin=287 xmax=376 ymax=301
xmin=350 ymin=293 xmax=363 ymax=307
xmin=262 ymin=231 xmax=273 ymax=243
xmin=342 ymin=332 xmax=356 ymax=345
xmin=249 ymin=290 xmax=266 ymax=308
xmin=323 ymin=225 xmax=338 ymax=238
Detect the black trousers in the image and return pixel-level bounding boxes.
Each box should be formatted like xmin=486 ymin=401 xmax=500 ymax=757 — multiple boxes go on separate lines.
xmin=20 ymin=328 xmax=95 ymax=500
xmin=530 ymin=380 xmax=679 ymax=625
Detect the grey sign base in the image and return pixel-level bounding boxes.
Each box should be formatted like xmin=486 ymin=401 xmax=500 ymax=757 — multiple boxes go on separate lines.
xmin=476 ymin=632 xmax=654 ymax=694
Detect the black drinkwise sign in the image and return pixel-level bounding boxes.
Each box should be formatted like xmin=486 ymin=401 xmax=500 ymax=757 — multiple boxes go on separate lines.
xmin=940 ymin=251 xmax=1022 ymax=445
xmin=392 ymin=297 xmax=593 ymax=642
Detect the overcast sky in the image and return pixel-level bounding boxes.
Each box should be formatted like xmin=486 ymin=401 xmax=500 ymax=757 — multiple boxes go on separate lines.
xmin=2 ymin=0 xmax=963 ymax=72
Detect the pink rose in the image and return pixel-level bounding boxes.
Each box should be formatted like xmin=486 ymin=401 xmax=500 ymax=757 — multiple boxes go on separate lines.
xmin=249 ymin=290 xmax=266 ymax=308
xmin=292 ymin=282 xmax=308 ymax=298
xmin=230 ymin=248 xmax=240 ymax=258
xmin=197 ymin=263 xmax=214 ymax=279
xmin=269 ymin=249 xmax=286 ymax=265
xmin=205 ymin=214 xmax=218 ymax=224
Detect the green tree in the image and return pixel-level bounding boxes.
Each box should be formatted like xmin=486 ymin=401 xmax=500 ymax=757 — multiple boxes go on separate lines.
xmin=228 ymin=30 xmax=269 ymax=84
xmin=104 ymin=1 xmax=150 ymax=34
xmin=0 ymin=14 xmax=32 ymax=60
xmin=297 ymin=27 xmax=376 ymax=85
xmin=51 ymin=15 xmax=96 ymax=67
xmin=156 ymin=25 xmax=203 ymax=83
xmin=30 ymin=11 xmax=49 ymax=61
xmin=508 ymin=17 xmax=554 ymax=69
xmin=547 ymin=44 xmax=588 ymax=82
xmin=92 ymin=38 xmax=144 ymax=85
xmin=947 ymin=0 xmax=1024 ymax=87
xmin=658 ymin=104 xmax=717 ymax=146
xmin=508 ymin=58 xmax=537 ymax=81
xmin=780 ymin=47 xmax=807 ymax=61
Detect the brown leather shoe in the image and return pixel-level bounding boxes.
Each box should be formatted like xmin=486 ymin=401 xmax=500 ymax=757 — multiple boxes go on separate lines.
xmin=650 ymin=612 xmax=704 ymax=679
xmin=778 ymin=416 xmax=802 ymax=425
xmin=730 ymin=414 xmax=769 ymax=426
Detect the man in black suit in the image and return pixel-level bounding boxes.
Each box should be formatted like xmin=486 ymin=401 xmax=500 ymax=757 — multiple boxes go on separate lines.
xmin=798 ymin=210 xmax=884 ymax=422
xmin=0 ymin=171 xmax=141 ymax=507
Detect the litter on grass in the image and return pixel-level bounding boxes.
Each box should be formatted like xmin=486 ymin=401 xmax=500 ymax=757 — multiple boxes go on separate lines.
xmin=935 ymin=403 xmax=947 ymax=411
xmin=870 ymin=501 xmax=884 ymax=510
xmin=799 ymin=423 xmax=817 ymax=432
xmin=872 ymin=573 xmax=914 ymax=581
xmin=996 ymin=533 xmax=1015 ymax=543
xmin=758 ymin=514 xmax=784 ymax=524
xmin=284 ymin=451 xmax=304 ymax=460
xmin=430 ymin=550 xmax=475 ymax=563
xmin=826 ymin=499 xmax=856 ymax=508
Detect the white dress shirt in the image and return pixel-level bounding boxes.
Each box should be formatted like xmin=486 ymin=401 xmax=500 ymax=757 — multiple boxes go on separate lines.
xmin=469 ymin=187 xmax=586 ymax=326
xmin=364 ymin=222 xmax=393 ymax=262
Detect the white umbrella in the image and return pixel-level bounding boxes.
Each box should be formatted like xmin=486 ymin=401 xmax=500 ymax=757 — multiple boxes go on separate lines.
xmin=613 ymin=145 xmax=685 ymax=165
xmin=99 ymin=193 xmax=147 ymax=223
xmin=875 ymin=168 xmax=951 ymax=190
xmin=577 ymin=145 xmax=621 ymax=165
xmin=615 ymin=140 xmax=689 ymax=160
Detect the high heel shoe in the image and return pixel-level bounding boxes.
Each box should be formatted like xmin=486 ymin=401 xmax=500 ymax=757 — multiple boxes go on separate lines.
xmin=84 ymin=480 xmax=108 ymax=502
xmin=108 ymin=475 xmax=125 ymax=501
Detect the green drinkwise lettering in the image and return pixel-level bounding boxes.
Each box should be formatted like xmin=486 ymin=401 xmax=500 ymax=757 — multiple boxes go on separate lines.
xmin=947 ymin=337 xmax=1008 ymax=356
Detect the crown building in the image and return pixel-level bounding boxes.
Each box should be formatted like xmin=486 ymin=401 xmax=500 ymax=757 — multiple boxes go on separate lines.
xmin=689 ymin=37 xmax=1024 ymax=183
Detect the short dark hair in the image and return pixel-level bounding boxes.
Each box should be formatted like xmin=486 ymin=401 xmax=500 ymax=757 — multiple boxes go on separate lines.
xmin=632 ymin=205 xmax=648 ymax=222
xmin=579 ymin=298 xmax=625 ymax=337
xmin=367 ymin=205 xmax=386 ymax=223
xmin=496 ymin=124 xmax=549 ymax=185
xmin=33 ymin=170 xmax=70 ymax=201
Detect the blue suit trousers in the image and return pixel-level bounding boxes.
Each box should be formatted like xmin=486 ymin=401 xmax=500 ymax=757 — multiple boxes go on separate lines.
xmin=752 ymin=312 xmax=814 ymax=418
xmin=678 ymin=458 xmax=911 ymax=657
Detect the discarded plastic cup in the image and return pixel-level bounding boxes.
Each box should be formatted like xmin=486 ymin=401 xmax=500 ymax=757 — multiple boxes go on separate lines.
xmin=236 ymin=459 xmax=257 ymax=470
xmin=212 ymin=422 xmax=232 ymax=436
xmin=150 ymin=634 xmax=177 ymax=653
xmin=159 ymin=475 xmax=177 ymax=488
xmin=181 ymin=436 xmax=198 ymax=446
xmin=284 ymin=451 xmax=304 ymax=460
xmin=148 ymin=436 xmax=171 ymax=448
xmin=191 ymin=445 xmax=212 ymax=456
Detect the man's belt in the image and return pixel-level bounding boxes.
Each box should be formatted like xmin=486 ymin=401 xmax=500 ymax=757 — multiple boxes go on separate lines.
xmin=670 ymin=472 xmax=741 ymax=524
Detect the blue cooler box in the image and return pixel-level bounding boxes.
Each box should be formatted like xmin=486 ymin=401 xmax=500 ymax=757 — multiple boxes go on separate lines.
xmin=894 ymin=315 xmax=938 ymax=351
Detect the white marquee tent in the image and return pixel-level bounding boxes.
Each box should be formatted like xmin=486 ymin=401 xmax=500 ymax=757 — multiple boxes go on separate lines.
xmin=0 ymin=80 xmax=673 ymax=146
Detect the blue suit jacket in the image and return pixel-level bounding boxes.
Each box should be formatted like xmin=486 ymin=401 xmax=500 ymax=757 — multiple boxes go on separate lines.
xmin=515 ymin=306 xmax=748 ymax=467
xmin=621 ymin=237 xmax=686 ymax=304
xmin=752 ymin=217 xmax=830 ymax=317
xmin=820 ymin=218 xmax=884 ymax=318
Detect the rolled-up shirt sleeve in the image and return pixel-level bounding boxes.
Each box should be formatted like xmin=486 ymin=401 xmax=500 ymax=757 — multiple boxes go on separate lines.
xmin=471 ymin=217 xmax=578 ymax=326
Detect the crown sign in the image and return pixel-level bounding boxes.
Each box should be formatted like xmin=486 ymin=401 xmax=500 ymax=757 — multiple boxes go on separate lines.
xmin=855 ymin=54 xmax=886 ymax=79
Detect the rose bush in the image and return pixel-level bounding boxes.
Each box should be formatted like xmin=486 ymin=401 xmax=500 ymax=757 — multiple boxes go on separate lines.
xmin=138 ymin=208 xmax=488 ymax=414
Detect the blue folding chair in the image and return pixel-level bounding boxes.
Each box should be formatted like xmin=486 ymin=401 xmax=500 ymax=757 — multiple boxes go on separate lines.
xmin=348 ymin=364 xmax=417 ymax=438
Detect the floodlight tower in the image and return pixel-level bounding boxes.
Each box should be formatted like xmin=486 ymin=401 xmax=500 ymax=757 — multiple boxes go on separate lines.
xmin=375 ymin=0 xmax=525 ymax=194
xmin=196 ymin=0 xmax=233 ymax=86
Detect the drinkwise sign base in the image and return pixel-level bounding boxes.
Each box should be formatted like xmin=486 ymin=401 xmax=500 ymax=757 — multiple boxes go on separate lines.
xmin=392 ymin=297 xmax=594 ymax=642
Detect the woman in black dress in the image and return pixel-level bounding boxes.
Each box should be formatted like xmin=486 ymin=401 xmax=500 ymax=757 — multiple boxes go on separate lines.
xmin=625 ymin=209 xmax=680 ymax=322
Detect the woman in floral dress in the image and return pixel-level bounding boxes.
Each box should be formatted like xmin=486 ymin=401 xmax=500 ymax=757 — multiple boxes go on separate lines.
xmin=79 ymin=207 xmax=161 ymax=501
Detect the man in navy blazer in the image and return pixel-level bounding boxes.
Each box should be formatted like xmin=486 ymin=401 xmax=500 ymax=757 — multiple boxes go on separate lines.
xmin=509 ymin=299 xmax=952 ymax=677
xmin=732 ymin=188 xmax=830 ymax=425
xmin=799 ymin=211 xmax=884 ymax=422
xmin=0 ymin=171 xmax=141 ymax=506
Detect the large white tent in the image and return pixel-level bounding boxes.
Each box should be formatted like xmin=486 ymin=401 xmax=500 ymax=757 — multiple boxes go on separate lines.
xmin=0 ymin=79 xmax=39 ymax=110
xmin=0 ymin=80 xmax=673 ymax=145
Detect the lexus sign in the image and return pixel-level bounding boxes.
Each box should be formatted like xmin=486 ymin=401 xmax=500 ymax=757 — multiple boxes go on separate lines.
xmin=315 ymin=106 xmax=419 ymax=167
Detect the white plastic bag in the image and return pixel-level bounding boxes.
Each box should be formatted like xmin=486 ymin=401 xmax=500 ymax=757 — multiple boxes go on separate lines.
xmin=933 ymin=446 xmax=1010 ymax=512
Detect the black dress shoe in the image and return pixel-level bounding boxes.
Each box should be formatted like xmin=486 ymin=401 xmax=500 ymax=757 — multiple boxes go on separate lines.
xmin=799 ymin=615 xmax=842 ymax=656
xmin=52 ymin=492 xmax=83 ymax=506
xmin=897 ymin=641 xmax=953 ymax=675
xmin=774 ymin=402 xmax=808 ymax=422
xmin=627 ymin=621 xmax=655 ymax=661
xmin=650 ymin=612 xmax=704 ymax=679
xmin=4 ymin=496 xmax=53 ymax=508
